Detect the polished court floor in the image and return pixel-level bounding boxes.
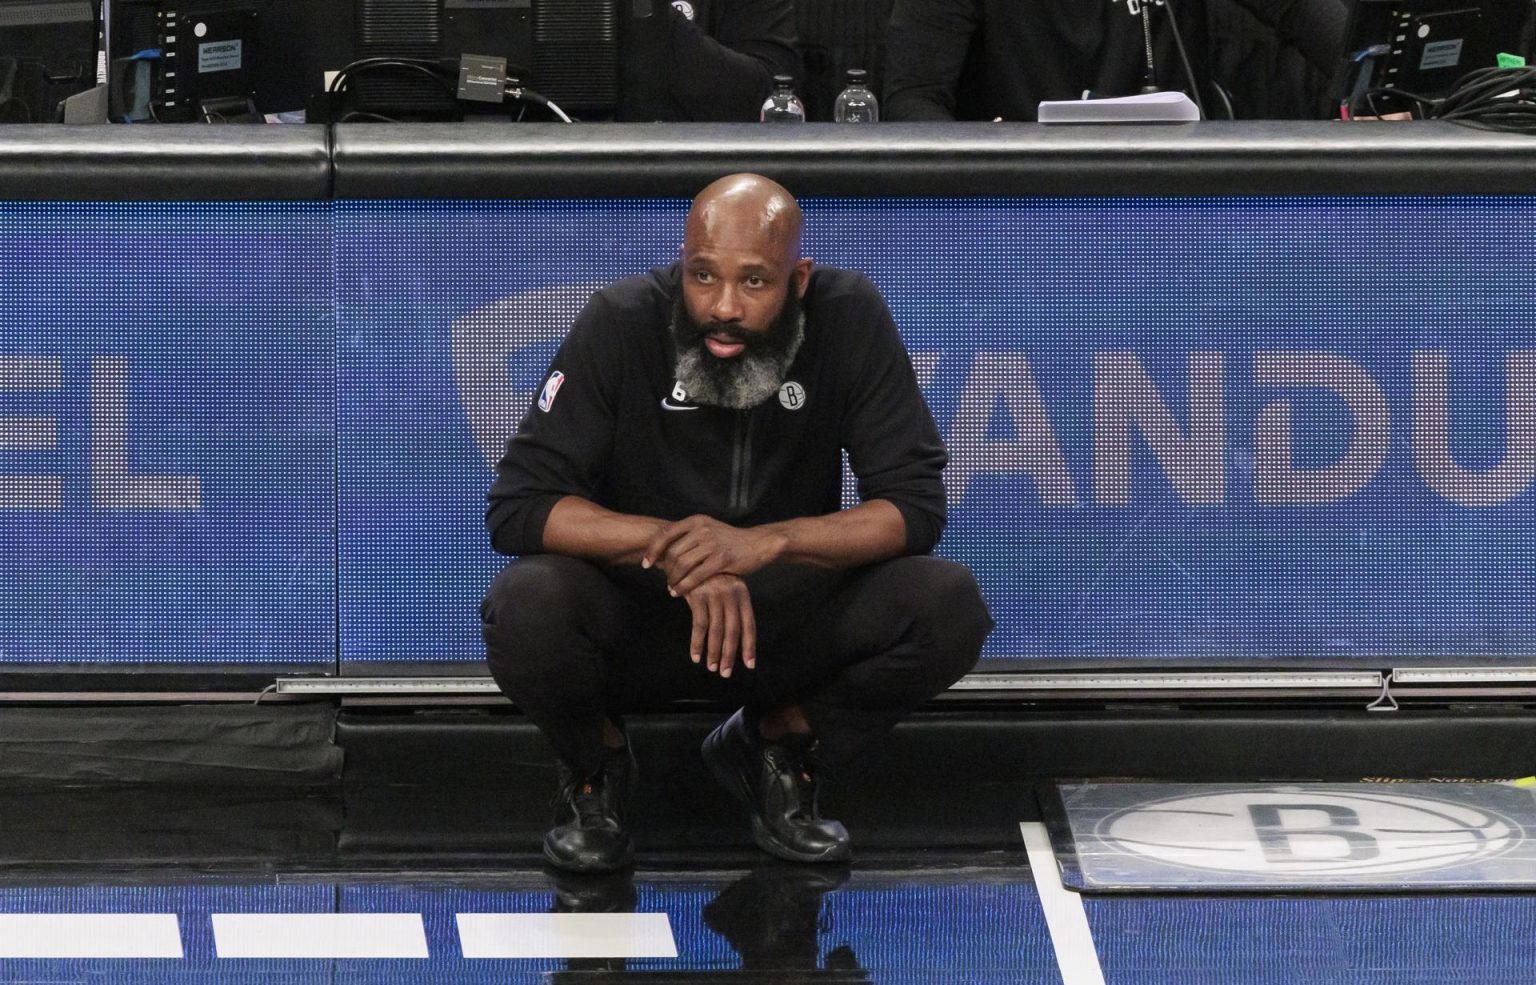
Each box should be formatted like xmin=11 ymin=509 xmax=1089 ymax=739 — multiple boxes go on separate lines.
xmin=6 ymin=704 xmax=1536 ymax=983
xmin=4 ymin=846 xmax=1536 ymax=982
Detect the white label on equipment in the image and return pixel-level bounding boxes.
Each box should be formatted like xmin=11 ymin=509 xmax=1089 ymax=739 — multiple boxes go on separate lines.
xmin=199 ymin=39 xmax=242 ymax=73
xmin=1420 ymin=38 xmax=1463 ymax=71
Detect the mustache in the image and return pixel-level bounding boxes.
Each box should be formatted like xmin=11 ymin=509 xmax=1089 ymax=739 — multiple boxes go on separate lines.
xmin=678 ymin=318 xmax=744 ymax=343
xmin=675 ymin=316 xmax=773 ymax=354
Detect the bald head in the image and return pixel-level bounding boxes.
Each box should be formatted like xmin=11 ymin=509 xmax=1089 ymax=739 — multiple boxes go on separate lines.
xmin=673 ymin=175 xmax=811 ymax=408
xmin=675 ymin=173 xmax=814 ymax=393
xmin=684 ymin=173 xmax=804 ymax=266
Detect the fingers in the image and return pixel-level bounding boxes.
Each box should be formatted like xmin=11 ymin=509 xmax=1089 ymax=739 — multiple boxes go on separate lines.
xmin=643 ymin=514 xmax=722 ymax=571
xmin=705 ymin=588 xmax=727 ymax=674
xmin=687 ymin=593 xmax=707 ymax=665
xmin=688 ymin=589 xmax=729 ymax=675
xmin=683 ymin=575 xmax=754 ymax=678
xmin=716 ymin=590 xmax=740 ymax=679
xmin=669 ymin=552 xmax=727 ymax=597
xmin=740 ymin=591 xmax=757 ymax=671
xmin=661 ymin=537 xmax=707 ymax=594
xmin=642 ymin=517 xmax=696 ymax=571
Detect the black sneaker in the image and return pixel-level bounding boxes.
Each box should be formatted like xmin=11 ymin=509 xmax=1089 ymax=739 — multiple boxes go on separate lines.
xmin=543 ymin=743 xmax=636 ymax=872
xmin=701 ymin=709 xmax=851 ymax=864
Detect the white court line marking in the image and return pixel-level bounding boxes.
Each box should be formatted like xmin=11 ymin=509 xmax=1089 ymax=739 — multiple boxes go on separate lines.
xmin=1021 ymin=821 xmax=1107 ymax=985
xmin=0 ymin=914 xmax=183 ymax=958
xmin=457 ymin=913 xmax=678 ymax=959
xmin=212 ymin=913 xmax=429 ymax=958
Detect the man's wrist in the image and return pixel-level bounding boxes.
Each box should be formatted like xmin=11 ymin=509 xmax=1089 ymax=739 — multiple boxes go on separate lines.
xmin=755 ymin=525 xmax=791 ymax=567
xmin=624 ymin=518 xmax=671 ymax=565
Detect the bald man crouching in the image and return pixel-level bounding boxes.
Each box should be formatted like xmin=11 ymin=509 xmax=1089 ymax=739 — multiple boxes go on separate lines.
xmin=481 ymin=174 xmax=993 ymax=872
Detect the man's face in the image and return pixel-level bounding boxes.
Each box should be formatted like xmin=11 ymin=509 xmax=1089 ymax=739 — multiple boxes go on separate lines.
xmin=679 ymin=210 xmax=811 ymax=355
xmin=672 ymin=208 xmax=813 ymax=409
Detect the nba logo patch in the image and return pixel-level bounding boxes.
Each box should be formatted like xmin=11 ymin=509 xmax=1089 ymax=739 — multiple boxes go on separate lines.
xmin=538 ymin=371 xmax=566 ymax=413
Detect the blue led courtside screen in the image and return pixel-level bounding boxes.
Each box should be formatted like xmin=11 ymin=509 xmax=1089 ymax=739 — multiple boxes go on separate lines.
xmin=0 ymin=203 xmax=334 ymax=665
xmin=5 ymin=197 xmax=1535 ymax=668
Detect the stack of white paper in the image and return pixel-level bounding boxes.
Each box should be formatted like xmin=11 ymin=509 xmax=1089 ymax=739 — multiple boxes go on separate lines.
xmin=1038 ymin=91 xmax=1201 ymax=124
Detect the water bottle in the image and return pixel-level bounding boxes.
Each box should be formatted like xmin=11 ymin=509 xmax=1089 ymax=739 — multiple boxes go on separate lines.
xmin=760 ymin=74 xmax=806 ymax=123
xmin=833 ymin=68 xmax=879 ymax=123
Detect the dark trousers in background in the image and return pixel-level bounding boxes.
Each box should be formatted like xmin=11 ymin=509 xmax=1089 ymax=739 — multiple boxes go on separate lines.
xmin=481 ymin=554 xmax=993 ymax=777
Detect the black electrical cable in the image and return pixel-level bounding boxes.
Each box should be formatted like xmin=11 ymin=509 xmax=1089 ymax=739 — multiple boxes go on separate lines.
xmin=1209 ymin=78 xmax=1236 ymax=121
xmin=1438 ymin=74 xmax=1507 ymax=115
xmin=338 ymin=110 xmax=402 ymax=123
xmin=1364 ymin=87 xmax=1428 ymax=120
xmin=1367 ymin=66 xmax=1536 ymax=133
xmin=327 ymin=58 xmax=458 ymax=100
xmin=327 ymin=55 xmax=576 ymax=124
xmin=327 ymin=57 xmax=461 ymax=121
xmin=1160 ymin=0 xmax=1205 ymax=120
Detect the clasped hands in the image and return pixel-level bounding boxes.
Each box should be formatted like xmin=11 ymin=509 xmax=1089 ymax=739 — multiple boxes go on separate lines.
xmin=641 ymin=515 xmax=782 ymax=679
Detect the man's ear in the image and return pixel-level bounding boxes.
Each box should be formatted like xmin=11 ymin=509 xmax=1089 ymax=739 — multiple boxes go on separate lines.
xmin=792 ymin=258 xmax=814 ymax=297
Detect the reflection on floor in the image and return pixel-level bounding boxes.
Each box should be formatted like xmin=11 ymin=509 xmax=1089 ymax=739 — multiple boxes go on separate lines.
xmin=3 ymin=858 xmax=1536 ymax=983
xmin=1087 ymin=894 xmax=1536 ymax=985
xmin=0 ymin=861 xmax=1057 ymax=984
xmin=7 ymin=766 xmax=1536 ymax=983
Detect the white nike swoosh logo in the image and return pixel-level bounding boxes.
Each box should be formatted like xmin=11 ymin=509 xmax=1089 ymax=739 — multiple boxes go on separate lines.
xmin=660 ymin=398 xmax=700 ymax=411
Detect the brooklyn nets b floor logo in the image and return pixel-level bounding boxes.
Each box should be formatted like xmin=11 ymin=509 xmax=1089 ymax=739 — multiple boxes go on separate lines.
xmin=1095 ymin=787 xmax=1523 ymax=877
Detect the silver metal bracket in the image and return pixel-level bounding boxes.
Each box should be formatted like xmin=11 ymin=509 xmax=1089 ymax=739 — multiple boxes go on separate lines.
xmin=1366 ymin=671 xmax=1399 ymax=712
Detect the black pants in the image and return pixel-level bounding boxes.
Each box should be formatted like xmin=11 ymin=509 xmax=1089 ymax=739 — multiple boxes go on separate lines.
xmin=481 ymin=555 xmax=993 ymax=777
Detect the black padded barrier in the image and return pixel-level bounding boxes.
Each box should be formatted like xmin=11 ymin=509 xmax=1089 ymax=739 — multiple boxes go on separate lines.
xmin=2 ymin=121 xmax=1534 ymax=202
xmin=0 ymin=123 xmax=332 ymax=200
xmin=327 ymin=121 xmax=1536 ymax=200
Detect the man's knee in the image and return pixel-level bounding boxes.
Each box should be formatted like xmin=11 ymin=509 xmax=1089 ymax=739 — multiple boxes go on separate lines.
xmin=898 ymin=555 xmax=992 ymax=676
xmin=481 ymin=554 xmax=602 ymax=632
xmin=481 ymin=555 xmax=612 ymax=687
xmin=895 ymin=556 xmax=990 ymax=626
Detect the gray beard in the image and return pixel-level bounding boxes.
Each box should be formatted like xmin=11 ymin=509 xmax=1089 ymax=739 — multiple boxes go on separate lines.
xmin=673 ymin=312 xmax=805 ymax=410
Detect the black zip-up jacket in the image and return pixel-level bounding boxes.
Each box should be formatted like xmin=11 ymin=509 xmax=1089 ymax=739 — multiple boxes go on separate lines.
xmin=619 ymin=0 xmax=800 ymax=121
xmin=486 ymin=264 xmax=948 ymax=558
xmin=883 ymin=0 xmax=1348 ymax=122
